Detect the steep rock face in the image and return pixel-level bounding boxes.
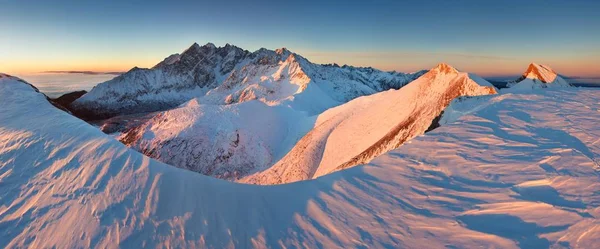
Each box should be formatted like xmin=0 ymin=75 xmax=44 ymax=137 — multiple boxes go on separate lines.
xmin=70 ymin=43 xmax=425 ymax=119
xmin=70 ymin=43 xmax=251 ymax=120
xmin=52 ymin=90 xmax=87 ymax=107
xmin=242 ymin=63 xmax=498 ymax=184
xmin=506 ymin=63 xmax=572 ymax=91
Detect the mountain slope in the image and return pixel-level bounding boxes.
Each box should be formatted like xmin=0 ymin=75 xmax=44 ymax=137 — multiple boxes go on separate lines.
xmin=2 ymin=73 xmax=598 ymax=248
xmin=119 ymin=63 xmax=492 ymax=181
xmin=119 ymin=99 xmax=315 ymax=180
xmin=70 ymin=43 xmax=425 ymax=119
xmin=242 ymin=63 xmax=498 ymax=184
xmin=506 ymin=63 xmax=572 ymax=91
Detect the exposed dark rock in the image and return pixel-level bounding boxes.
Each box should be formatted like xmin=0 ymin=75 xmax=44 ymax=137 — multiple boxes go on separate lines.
xmin=426 ymin=110 xmax=444 ymax=133
xmin=53 ymin=90 xmax=87 ymax=107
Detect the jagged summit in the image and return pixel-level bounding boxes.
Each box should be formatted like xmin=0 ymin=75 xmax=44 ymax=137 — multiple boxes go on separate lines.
xmin=416 ymin=63 xmax=494 ymax=89
xmin=275 ymin=47 xmax=290 ymax=54
xmin=432 ymin=63 xmax=459 ymax=74
xmin=521 ymin=63 xmax=558 ymax=83
xmin=505 ymin=63 xmax=571 ymax=91
xmin=181 ymin=42 xmax=201 ymax=54
xmin=203 ymin=42 xmax=216 ymax=49
xmin=179 ymin=42 xmax=222 ymax=59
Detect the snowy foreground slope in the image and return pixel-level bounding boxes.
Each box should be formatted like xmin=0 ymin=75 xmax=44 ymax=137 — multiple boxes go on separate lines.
xmin=70 ymin=43 xmax=425 ymax=119
xmin=2 ymin=75 xmax=600 ymax=248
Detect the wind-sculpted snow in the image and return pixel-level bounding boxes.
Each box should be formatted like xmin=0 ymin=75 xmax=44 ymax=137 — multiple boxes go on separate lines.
xmin=1 ymin=74 xmax=600 ymax=248
xmin=70 ymin=43 xmax=425 ymax=119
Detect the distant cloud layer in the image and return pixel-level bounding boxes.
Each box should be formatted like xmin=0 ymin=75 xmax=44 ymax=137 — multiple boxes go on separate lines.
xmin=42 ymin=71 xmax=124 ymax=75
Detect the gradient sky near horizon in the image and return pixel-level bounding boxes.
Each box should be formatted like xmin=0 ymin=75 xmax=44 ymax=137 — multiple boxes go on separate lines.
xmin=1 ymin=0 xmax=599 ymax=77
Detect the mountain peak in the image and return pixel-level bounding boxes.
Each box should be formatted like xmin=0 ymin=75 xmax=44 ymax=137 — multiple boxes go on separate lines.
xmin=182 ymin=42 xmax=201 ymax=55
xmin=203 ymin=42 xmax=217 ymax=49
xmin=432 ymin=63 xmax=459 ymax=74
xmin=275 ymin=47 xmax=290 ymax=55
xmin=522 ymin=63 xmax=557 ymax=83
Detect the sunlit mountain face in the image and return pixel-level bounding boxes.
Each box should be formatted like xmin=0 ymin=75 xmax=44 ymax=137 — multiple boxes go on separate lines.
xmin=1 ymin=1 xmax=600 ymax=248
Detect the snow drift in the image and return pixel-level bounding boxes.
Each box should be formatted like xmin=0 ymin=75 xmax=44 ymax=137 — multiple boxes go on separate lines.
xmin=2 ymin=73 xmax=599 ymax=248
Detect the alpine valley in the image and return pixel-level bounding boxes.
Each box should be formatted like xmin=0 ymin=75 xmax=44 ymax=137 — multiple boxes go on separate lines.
xmin=78 ymin=43 xmax=574 ymax=183
xmin=1 ymin=42 xmax=598 ymax=249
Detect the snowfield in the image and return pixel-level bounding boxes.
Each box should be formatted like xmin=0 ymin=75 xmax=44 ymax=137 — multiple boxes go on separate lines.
xmin=2 ymin=73 xmax=599 ymax=248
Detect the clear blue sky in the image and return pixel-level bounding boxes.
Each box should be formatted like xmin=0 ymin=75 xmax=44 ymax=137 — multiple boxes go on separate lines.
xmin=2 ymin=0 xmax=599 ymax=77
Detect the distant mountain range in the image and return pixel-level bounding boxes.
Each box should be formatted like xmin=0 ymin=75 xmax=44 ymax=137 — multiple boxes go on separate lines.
xmin=57 ymin=43 xmax=574 ymax=183
xmin=69 ymin=43 xmax=427 ymax=120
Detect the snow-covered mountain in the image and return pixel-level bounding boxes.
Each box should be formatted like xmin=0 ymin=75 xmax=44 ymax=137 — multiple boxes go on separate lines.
xmin=119 ymin=63 xmax=497 ymax=182
xmin=2 ymin=72 xmax=599 ymax=248
xmin=506 ymin=63 xmax=572 ymax=91
xmin=242 ymin=63 xmax=498 ymax=184
xmin=70 ymin=43 xmax=426 ymax=119
xmin=119 ymin=99 xmax=313 ymax=180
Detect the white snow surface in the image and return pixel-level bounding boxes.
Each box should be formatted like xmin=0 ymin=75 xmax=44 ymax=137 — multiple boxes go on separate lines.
xmin=505 ymin=63 xmax=572 ymax=92
xmin=1 ymin=73 xmax=600 ymax=248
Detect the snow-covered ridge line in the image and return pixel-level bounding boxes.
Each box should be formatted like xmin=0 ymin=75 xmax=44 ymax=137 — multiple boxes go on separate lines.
xmin=520 ymin=63 xmax=559 ymax=83
xmin=241 ymin=63 xmax=497 ymax=184
xmin=118 ymin=63 xmax=495 ymax=182
xmin=70 ymin=42 xmax=426 ymax=120
xmin=2 ymin=73 xmax=598 ymax=248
